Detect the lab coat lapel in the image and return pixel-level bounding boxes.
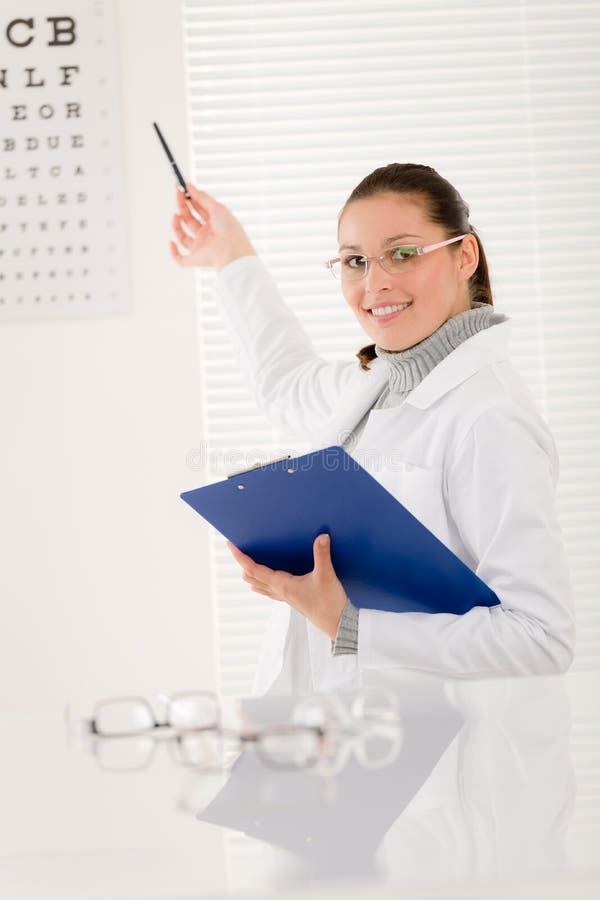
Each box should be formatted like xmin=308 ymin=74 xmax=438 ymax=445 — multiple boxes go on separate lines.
xmin=316 ymin=360 xmax=388 ymax=447
xmin=404 ymin=316 xmax=512 ymax=410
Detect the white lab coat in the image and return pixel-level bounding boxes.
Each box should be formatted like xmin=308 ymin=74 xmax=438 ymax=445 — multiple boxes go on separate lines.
xmin=212 ymin=256 xmax=575 ymax=695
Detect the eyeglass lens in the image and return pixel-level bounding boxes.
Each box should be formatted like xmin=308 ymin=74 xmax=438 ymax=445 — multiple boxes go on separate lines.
xmin=168 ymin=693 xmax=219 ymax=730
xmin=94 ymin=698 xmax=155 ymax=736
xmin=93 ymin=693 xmax=220 ymax=737
xmin=333 ymin=247 xmax=418 ymax=281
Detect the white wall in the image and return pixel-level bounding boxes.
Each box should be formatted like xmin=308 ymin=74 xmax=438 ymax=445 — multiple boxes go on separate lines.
xmin=0 ymin=0 xmax=214 ymax=715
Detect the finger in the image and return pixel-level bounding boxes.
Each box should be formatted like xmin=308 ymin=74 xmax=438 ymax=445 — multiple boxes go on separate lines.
xmin=179 ymin=186 xmax=212 ymax=226
xmin=312 ymin=533 xmax=333 ymax=573
xmin=243 ymin=572 xmax=273 ymax=593
xmin=172 ymin=214 xmax=193 ymax=248
xmin=226 ymin=541 xmax=258 ymax=569
xmin=226 ymin=543 xmax=294 ymax=603
xmin=235 ymin=555 xmax=272 ymax=580
xmin=187 ymin=203 xmax=207 ymax=227
xmin=177 ymin=190 xmax=207 ymax=228
xmin=169 ymin=239 xmax=194 ymax=268
xmin=179 ymin=215 xmax=199 ymax=239
xmin=185 ymin=183 xmax=218 ymax=210
xmin=241 ymin=568 xmax=275 ymax=587
xmin=250 ymin=584 xmax=279 ymax=599
xmin=246 ymin=580 xmax=280 ymax=601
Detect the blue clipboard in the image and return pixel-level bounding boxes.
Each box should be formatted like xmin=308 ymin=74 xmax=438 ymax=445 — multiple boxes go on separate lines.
xmin=180 ymin=445 xmax=500 ymax=615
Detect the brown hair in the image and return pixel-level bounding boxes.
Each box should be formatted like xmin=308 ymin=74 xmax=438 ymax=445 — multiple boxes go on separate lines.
xmin=337 ymin=163 xmax=493 ymax=370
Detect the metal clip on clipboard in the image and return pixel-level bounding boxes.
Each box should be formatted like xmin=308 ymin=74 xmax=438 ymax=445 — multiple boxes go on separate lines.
xmin=227 ymin=455 xmax=292 ymax=479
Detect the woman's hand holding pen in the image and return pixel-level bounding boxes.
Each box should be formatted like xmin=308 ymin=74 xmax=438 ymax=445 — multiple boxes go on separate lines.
xmin=226 ymin=534 xmax=348 ymax=641
xmin=170 ymin=184 xmax=257 ymax=272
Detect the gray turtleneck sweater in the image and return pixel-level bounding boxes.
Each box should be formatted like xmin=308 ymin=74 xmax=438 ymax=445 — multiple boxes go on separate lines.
xmin=332 ymin=301 xmax=495 ymax=656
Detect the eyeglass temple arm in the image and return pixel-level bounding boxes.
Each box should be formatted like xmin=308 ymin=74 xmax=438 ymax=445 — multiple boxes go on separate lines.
xmin=325 ymin=233 xmax=467 ymax=266
xmin=419 ymin=234 xmax=469 ymax=255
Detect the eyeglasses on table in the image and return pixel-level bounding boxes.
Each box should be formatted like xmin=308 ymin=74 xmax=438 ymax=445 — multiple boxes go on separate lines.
xmin=66 ymin=687 xmax=404 ymax=773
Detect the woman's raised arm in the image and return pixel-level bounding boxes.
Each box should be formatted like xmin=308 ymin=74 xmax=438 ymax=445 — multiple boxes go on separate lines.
xmin=170 ymin=185 xmax=364 ymax=440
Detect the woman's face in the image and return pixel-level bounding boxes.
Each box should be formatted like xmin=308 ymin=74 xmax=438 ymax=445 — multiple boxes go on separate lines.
xmin=337 ymin=193 xmax=479 ymax=352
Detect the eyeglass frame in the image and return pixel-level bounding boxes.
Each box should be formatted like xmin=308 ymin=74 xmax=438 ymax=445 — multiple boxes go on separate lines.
xmin=77 ymin=693 xmax=327 ymax=771
xmin=324 ymin=233 xmax=469 ymax=280
xmin=83 ymin=722 xmax=329 ymax=772
xmin=83 ymin=717 xmax=397 ymax=774
xmin=71 ymin=688 xmax=404 ymax=773
xmin=85 ymin=691 xmax=221 ymax=738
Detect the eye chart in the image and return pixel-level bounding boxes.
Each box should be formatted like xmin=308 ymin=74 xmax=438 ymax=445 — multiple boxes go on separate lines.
xmin=0 ymin=1 xmax=129 ymax=321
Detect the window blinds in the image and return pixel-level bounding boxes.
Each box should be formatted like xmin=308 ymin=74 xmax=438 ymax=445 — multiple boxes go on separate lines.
xmin=181 ymin=0 xmax=600 ymax=696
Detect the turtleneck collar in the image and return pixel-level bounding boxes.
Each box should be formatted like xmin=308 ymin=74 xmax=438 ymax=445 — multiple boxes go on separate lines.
xmin=374 ymin=301 xmax=495 ymax=395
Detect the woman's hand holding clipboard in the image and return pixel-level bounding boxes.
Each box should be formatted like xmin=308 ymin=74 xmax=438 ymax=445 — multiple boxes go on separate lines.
xmin=227 ymin=534 xmax=349 ymax=641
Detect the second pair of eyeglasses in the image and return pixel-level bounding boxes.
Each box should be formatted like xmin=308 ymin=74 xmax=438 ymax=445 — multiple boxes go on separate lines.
xmin=78 ymin=689 xmax=403 ymax=773
xmin=82 ymin=691 xmax=328 ymax=772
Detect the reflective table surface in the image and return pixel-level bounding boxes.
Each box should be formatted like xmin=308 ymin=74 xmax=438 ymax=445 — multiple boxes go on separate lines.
xmin=1 ymin=670 xmax=599 ymax=900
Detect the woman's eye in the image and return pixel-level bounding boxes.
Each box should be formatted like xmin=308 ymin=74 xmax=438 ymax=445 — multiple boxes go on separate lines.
xmin=342 ymin=255 xmax=366 ymax=269
xmin=391 ymin=246 xmax=415 ymax=260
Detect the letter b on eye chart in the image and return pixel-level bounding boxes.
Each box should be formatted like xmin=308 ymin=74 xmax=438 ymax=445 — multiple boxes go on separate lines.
xmin=0 ymin=0 xmax=130 ymax=321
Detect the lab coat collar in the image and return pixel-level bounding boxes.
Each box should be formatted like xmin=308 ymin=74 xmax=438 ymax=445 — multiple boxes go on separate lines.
xmin=378 ymin=313 xmax=511 ymax=410
xmin=317 ymin=314 xmax=511 ymax=447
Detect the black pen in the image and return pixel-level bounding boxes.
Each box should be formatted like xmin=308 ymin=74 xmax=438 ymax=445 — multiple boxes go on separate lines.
xmin=152 ymin=121 xmax=191 ymax=199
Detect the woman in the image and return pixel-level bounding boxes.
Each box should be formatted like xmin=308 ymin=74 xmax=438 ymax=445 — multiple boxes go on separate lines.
xmin=170 ymin=163 xmax=575 ymax=694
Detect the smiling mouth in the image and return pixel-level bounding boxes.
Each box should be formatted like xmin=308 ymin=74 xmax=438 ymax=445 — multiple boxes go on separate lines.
xmin=368 ymin=302 xmax=413 ymax=320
